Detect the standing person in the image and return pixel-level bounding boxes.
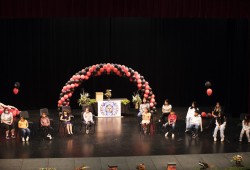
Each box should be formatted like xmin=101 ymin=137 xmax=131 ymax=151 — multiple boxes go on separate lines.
xmin=207 ymin=102 xmax=223 ymax=129
xmin=40 ymin=112 xmax=53 ymax=140
xmin=82 ymin=107 xmax=95 ymax=134
xmin=164 ymin=111 xmax=177 ymax=138
xmin=159 ymin=99 xmax=172 ymax=124
xmin=141 ymin=107 xmax=151 ymax=134
xmin=185 ymin=101 xmax=199 ymax=132
xmin=18 ymin=116 xmax=31 ymax=142
xmin=137 ymin=98 xmax=150 ymax=123
xmin=60 ymin=110 xmax=73 ymax=135
xmin=213 ymin=112 xmax=226 ymax=142
xmin=239 ymin=115 xmax=250 ymax=143
xmin=1 ymin=108 xmax=16 ymax=139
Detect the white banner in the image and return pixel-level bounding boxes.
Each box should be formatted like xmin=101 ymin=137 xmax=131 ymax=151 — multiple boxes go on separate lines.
xmin=98 ymin=100 xmax=121 ymax=117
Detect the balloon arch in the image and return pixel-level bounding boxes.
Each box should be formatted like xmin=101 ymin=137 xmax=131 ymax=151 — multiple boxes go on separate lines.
xmin=57 ymin=63 xmax=157 ymax=113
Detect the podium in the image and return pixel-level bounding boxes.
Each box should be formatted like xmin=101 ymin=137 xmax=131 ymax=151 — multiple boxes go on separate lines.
xmin=96 ymin=92 xmax=103 ymax=101
xmin=97 ymin=99 xmax=126 ymax=117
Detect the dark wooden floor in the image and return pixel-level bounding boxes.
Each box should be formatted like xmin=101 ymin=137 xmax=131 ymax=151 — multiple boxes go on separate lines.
xmin=0 ymin=108 xmax=249 ymax=159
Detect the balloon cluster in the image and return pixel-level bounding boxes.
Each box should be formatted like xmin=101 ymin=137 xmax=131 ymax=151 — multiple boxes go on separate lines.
xmin=57 ymin=63 xmax=157 ymax=113
xmin=205 ymin=81 xmax=212 ymax=96
xmin=13 ymin=82 xmax=20 ymax=95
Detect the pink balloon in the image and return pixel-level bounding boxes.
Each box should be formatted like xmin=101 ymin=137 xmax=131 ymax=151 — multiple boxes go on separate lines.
xmin=87 ymin=72 xmax=91 ymax=76
xmin=80 ymin=75 xmax=85 ymax=79
xmin=149 ymin=102 xmax=154 ymax=107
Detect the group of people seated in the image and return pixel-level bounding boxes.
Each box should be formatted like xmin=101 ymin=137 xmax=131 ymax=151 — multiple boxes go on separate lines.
xmin=138 ymin=99 xmax=250 ymax=143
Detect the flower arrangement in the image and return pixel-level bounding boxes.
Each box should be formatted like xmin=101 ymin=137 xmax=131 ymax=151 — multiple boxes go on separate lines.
xmin=78 ymin=92 xmax=96 ymax=106
xmin=231 ymin=155 xmax=243 ymax=167
xmin=121 ymin=99 xmax=130 ymax=105
xmin=104 ymin=89 xmax=112 ymax=99
xmin=132 ymin=92 xmax=142 ymax=109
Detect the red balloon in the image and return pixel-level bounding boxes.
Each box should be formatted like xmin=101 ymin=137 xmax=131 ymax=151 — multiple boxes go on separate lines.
xmin=13 ymin=88 xmax=19 ymax=95
xmin=201 ymin=112 xmax=206 ymax=118
xmin=207 ymin=88 xmax=212 ymax=96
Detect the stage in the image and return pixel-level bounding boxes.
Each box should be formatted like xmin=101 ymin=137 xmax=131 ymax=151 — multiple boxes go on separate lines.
xmin=0 ymin=108 xmax=250 ymax=169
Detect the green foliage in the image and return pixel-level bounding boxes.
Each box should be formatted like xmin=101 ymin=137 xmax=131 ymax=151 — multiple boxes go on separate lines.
xmin=78 ymin=93 xmax=96 ymax=106
xmin=121 ymin=99 xmax=130 ymax=105
xmin=132 ymin=92 xmax=142 ymax=105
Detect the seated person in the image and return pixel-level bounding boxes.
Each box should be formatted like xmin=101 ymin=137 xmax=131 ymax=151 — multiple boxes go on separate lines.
xmin=82 ymin=107 xmax=95 ymax=134
xmin=164 ymin=111 xmax=177 ymax=138
xmin=137 ymin=98 xmax=150 ymax=121
xmin=40 ymin=112 xmax=53 ymax=140
xmin=1 ymin=108 xmax=16 ymax=139
xmin=18 ymin=116 xmax=31 ymax=142
xmin=213 ymin=112 xmax=226 ymax=142
xmin=187 ymin=110 xmax=203 ymax=138
xmin=159 ymin=99 xmax=172 ymax=124
xmin=60 ymin=110 xmax=73 ymax=135
xmin=141 ymin=107 xmax=151 ymax=134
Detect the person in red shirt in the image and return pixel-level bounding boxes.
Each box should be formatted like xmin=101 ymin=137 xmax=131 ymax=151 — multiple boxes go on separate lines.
xmin=164 ymin=111 xmax=177 ymax=138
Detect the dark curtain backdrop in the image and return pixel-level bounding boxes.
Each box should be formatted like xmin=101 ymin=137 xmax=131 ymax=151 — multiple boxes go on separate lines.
xmin=1 ymin=0 xmax=250 ymax=18
xmin=0 ymin=18 xmax=249 ymax=117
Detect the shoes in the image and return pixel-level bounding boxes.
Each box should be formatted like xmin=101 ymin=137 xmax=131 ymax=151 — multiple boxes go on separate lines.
xmin=26 ymin=136 xmax=29 ymax=142
xmin=172 ymin=134 xmax=175 ymax=138
xmin=165 ymin=132 xmax=168 ymax=137
xmin=47 ymin=134 xmax=52 ymax=139
xmin=192 ymin=134 xmax=197 ymax=138
xmin=6 ymin=136 xmax=10 ymax=140
xmin=239 ymin=139 xmax=242 ymax=142
xmin=185 ymin=129 xmax=189 ymax=133
xmin=86 ymin=130 xmax=89 ymax=134
xmin=11 ymin=135 xmax=16 ymax=139
xmin=214 ymin=138 xmax=217 ymax=142
xmin=22 ymin=137 xmax=25 ymax=142
xmin=221 ymin=138 xmax=224 ymax=142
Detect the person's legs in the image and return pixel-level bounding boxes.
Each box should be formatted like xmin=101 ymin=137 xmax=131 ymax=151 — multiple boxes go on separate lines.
xmin=69 ymin=123 xmax=73 ymax=134
xmin=185 ymin=117 xmax=190 ymax=131
xmin=245 ymin=129 xmax=250 ymax=142
xmin=213 ymin=126 xmax=219 ymax=141
xmin=4 ymin=124 xmax=10 ymax=139
xmin=220 ymin=124 xmax=226 ymax=141
xmin=239 ymin=129 xmax=245 ymax=141
xmin=66 ymin=124 xmax=70 ymax=134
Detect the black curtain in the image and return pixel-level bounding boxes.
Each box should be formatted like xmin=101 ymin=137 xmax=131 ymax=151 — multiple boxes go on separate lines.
xmin=0 ymin=18 xmax=249 ymax=117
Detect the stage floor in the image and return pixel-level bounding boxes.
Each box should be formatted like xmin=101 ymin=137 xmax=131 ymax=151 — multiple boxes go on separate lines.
xmin=0 ymin=109 xmax=249 ymax=159
xmin=0 ymin=108 xmax=250 ymax=159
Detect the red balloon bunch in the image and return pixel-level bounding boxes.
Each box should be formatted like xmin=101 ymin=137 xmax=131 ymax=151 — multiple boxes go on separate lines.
xmin=13 ymin=82 xmax=20 ymax=95
xmin=205 ymin=81 xmax=212 ymax=96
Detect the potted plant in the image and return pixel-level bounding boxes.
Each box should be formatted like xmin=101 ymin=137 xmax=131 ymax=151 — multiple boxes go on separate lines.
xmin=78 ymin=92 xmax=97 ymax=112
xmin=132 ymin=92 xmax=142 ymax=109
xmin=121 ymin=99 xmax=130 ymax=105
xmin=231 ymin=154 xmax=243 ymax=167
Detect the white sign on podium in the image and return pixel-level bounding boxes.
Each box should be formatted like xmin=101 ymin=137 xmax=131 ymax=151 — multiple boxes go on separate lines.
xmin=97 ymin=100 xmax=121 ymax=117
